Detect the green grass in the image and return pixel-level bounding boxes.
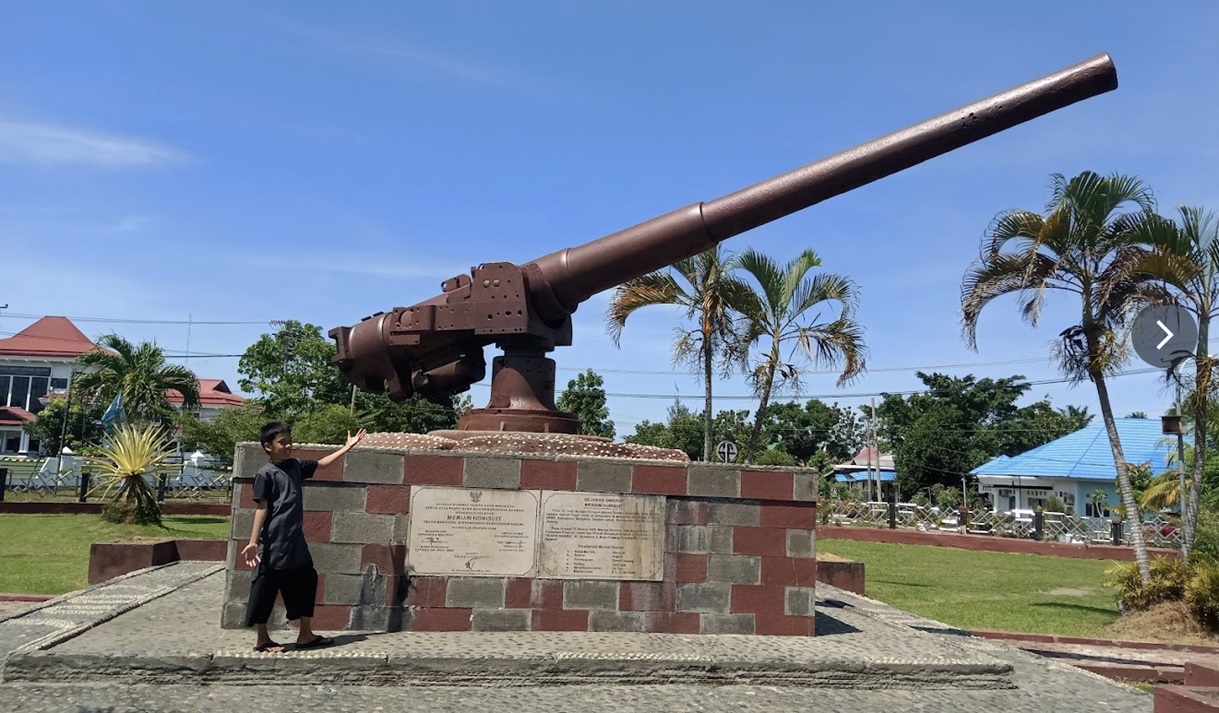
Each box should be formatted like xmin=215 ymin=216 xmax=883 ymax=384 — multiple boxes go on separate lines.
xmin=820 ymin=538 xmax=1122 ymax=637
xmin=0 ymin=514 xmax=231 ymax=595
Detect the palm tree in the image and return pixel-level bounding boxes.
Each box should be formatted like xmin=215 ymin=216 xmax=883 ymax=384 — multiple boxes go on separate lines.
xmin=607 ymin=247 xmax=753 ymax=461
xmin=730 ymin=248 xmax=867 ymax=463
xmin=961 ymin=171 xmax=1161 ymax=584
xmin=1128 ymin=206 xmax=1219 ymax=558
xmin=74 ymin=334 xmax=201 ymax=426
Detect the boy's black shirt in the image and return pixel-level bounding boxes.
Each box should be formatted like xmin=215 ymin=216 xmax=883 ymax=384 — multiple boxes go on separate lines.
xmin=252 ymin=458 xmax=319 ymax=570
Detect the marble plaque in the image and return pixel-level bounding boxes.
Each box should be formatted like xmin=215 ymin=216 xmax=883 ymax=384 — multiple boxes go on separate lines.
xmin=538 ymin=491 xmax=666 ymax=581
xmin=407 ymin=486 xmax=540 ymax=577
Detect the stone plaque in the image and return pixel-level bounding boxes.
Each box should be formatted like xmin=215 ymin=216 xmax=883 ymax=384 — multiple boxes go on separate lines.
xmin=538 ymin=491 xmax=665 ymax=581
xmin=407 ymin=486 xmax=540 ymax=577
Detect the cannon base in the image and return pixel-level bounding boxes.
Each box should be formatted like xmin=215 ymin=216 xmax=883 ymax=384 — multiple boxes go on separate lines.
xmin=457 ymin=347 xmax=581 ymax=434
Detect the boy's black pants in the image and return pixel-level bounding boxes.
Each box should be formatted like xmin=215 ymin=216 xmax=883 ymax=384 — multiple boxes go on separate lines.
xmin=244 ymin=564 xmax=318 ymax=626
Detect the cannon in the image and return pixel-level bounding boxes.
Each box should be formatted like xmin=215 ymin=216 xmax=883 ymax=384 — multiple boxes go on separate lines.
xmin=329 ymin=53 xmax=1118 ymax=435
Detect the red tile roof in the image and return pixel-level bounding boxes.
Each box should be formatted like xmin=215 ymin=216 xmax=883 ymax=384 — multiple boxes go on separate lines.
xmin=0 ymin=406 xmax=36 ymax=426
xmin=0 ymin=316 xmax=99 ymax=358
xmin=167 ymin=379 xmax=246 ymax=408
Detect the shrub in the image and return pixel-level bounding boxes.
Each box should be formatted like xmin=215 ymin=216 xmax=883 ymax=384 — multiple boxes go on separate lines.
xmin=1104 ymin=555 xmax=1190 ymax=612
xmin=754 ymin=449 xmax=797 ymax=467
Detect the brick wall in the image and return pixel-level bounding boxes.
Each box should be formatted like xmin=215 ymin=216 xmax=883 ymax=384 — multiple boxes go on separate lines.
xmin=222 ymin=444 xmax=818 ymax=636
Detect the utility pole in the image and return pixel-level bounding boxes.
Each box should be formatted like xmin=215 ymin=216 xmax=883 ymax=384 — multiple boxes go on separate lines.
xmin=870 ymin=397 xmax=878 ymax=502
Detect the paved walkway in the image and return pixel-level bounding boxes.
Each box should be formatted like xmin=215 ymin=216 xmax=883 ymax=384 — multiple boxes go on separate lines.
xmin=0 ymin=563 xmax=1154 ymax=712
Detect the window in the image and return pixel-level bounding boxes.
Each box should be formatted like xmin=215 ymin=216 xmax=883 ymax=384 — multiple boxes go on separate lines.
xmin=50 ymin=378 xmax=68 ymax=390
xmin=1 ymin=430 xmax=20 ymax=454
xmin=28 ymin=377 xmax=48 ymax=414
xmin=8 ymin=376 xmax=28 ymax=411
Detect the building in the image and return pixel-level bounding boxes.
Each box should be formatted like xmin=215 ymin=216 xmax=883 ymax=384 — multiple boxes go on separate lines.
xmin=831 ymin=445 xmax=898 ymax=497
xmin=971 ymin=417 xmax=1172 ymax=516
xmin=0 ymin=316 xmax=245 ymax=455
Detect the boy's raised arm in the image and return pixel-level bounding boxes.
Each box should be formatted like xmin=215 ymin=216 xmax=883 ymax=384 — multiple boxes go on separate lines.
xmin=317 ymin=429 xmax=367 ymax=469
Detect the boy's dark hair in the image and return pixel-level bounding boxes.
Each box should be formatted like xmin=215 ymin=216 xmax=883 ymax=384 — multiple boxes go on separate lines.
xmin=260 ymin=421 xmax=293 ymax=446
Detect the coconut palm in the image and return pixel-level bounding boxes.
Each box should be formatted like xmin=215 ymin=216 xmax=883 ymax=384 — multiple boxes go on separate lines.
xmin=961 ymin=171 xmax=1162 ymax=584
xmin=730 ymin=248 xmax=867 ymax=463
xmin=74 ymin=334 xmax=200 ymax=426
xmin=608 ymin=246 xmax=753 ymax=461
xmin=88 ymin=423 xmax=177 ymax=525
xmin=1127 ymin=206 xmax=1219 ymax=558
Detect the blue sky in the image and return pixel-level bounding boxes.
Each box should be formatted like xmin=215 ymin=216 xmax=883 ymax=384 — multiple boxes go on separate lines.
xmin=3 ymin=1 xmax=1218 ymax=437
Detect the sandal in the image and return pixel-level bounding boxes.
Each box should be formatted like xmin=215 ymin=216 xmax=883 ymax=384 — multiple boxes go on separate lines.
xmin=295 ymin=635 xmax=334 ymax=650
xmin=253 ymin=640 xmax=284 ymax=653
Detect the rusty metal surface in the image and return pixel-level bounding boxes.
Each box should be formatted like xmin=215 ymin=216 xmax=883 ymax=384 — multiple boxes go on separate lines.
xmin=329 ymin=54 xmax=1119 ymax=434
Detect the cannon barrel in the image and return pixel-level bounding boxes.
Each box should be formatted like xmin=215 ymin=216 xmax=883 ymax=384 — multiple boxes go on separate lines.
xmin=526 ymin=53 xmax=1117 ymax=312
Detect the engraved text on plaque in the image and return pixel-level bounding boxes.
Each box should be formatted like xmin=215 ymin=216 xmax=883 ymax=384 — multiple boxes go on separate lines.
xmin=407 ymin=486 xmax=540 ymax=577
xmin=538 ymin=491 xmax=665 ymax=581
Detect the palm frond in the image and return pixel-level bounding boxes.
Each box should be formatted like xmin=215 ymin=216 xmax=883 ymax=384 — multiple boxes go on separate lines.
xmin=605 ymin=271 xmax=687 ymax=345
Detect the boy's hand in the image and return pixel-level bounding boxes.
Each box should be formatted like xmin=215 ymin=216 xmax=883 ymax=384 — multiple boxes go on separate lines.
xmin=345 ymin=429 xmax=367 ymax=449
xmin=241 ymin=542 xmax=260 ymax=568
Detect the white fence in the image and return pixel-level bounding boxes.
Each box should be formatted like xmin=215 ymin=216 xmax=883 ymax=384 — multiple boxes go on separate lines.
xmin=0 ymin=456 xmax=233 ymax=500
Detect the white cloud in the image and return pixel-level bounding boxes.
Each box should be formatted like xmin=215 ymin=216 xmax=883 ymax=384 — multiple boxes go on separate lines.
xmin=0 ymin=118 xmax=187 ymax=168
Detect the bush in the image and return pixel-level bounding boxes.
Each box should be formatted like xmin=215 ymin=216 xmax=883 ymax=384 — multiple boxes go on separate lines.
xmin=1187 ymin=558 xmax=1219 ymax=630
xmin=1104 ymin=555 xmax=1190 ymax=612
xmin=753 ymin=449 xmax=797 ymax=466
xmin=101 ymin=497 xmax=162 ymax=526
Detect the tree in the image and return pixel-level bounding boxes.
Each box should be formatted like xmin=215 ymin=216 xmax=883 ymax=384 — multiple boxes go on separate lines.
xmin=608 ymin=247 xmax=752 ymax=461
xmin=1129 ymin=206 xmax=1219 ymax=558
xmin=961 ymin=170 xmax=1161 ymax=584
xmin=764 ymin=399 xmax=863 ymax=465
xmin=1126 ymin=411 xmax=1150 ymax=419
xmin=23 ymin=395 xmax=105 ymax=454
xmin=730 ymin=248 xmax=867 ymax=463
xmin=556 ymin=369 xmax=615 ymax=439
xmin=238 ymin=321 xmax=348 ymax=419
xmin=354 ymin=392 xmax=466 ymax=434
xmin=74 ymin=334 xmax=200 ymax=426
xmin=179 ymin=405 xmax=265 ymax=465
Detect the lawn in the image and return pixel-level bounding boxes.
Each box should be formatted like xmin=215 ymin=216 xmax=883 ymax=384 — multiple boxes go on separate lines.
xmin=819 ymin=538 xmax=1121 ymax=637
xmin=0 ymin=514 xmax=231 ymax=595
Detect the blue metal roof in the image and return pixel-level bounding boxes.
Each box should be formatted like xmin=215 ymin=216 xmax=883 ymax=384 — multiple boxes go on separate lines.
xmin=834 ymin=470 xmax=896 ymax=483
xmin=972 ymin=418 xmax=1172 ymax=481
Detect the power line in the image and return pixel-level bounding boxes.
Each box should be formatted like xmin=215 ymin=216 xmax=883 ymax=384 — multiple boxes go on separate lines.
xmin=1 ymin=311 xmax=272 ymax=325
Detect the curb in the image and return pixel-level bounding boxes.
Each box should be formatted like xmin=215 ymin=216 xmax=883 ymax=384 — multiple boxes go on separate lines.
xmin=0 ymin=649 xmax=1015 ymax=689
xmin=0 ymin=594 xmax=53 ymax=603
xmin=970 ymin=629 xmax=1219 ymax=655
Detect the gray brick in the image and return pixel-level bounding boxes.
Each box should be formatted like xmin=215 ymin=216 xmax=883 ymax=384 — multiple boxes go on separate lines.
xmin=786 ymin=586 xmax=815 ymax=616
xmin=589 ymin=610 xmax=645 ymax=632
xmin=676 ymin=582 xmax=730 ymax=613
xmin=343 ymin=450 xmax=405 ymax=484
xmin=308 ymin=542 xmax=364 ymax=574
xmin=794 ymin=472 xmax=818 ymax=502
xmin=225 ymin=570 xmax=252 ymax=600
xmin=686 ymin=466 xmax=740 ymax=498
xmin=576 ymin=460 xmax=632 ymax=493
xmin=231 ymin=478 xmax=249 ymax=510
xmin=231 ymin=509 xmax=254 ymax=542
xmin=463 ymin=457 xmax=522 ymax=489
xmin=221 ymin=600 xmax=288 ymax=631
xmin=700 ymin=612 xmax=755 ymax=635
xmin=391 ymin=514 xmax=409 ymax=545
xmin=331 ymin=512 xmax=395 ymax=544
xmin=225 ymin=540 xmax=239 ymax=569
xmin=472 ymin=609 xmax=531 ymax=631
xmin=677 ymin=525 xmax=733 ymax=554
xmin=233 ymin=443 xmax=265 ymax=479
xmin=707 ymin=502 xmax=760 ymax=527
xmin=350 ymin=605 xmax=390 ymax=631
xmin=303 ymin=483 xmax=367 ymax=512
xmin=446 ymin=577 xmax=507 ymax=608
xmin=563 ymin=580 xmax=619 ymax=610
xmin=706 ymin=554 xmax=760 ymax=584
xmin=786 ymin=528 xmax=815 ymax=558
xmin=323 ymin=573 xmax=367 ymax=604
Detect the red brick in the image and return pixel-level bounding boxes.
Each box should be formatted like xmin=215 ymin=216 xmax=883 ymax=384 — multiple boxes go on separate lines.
xmin=620 ymin=581 xmax=676 ymax=611
xmin=412 ymin=607 xmax=472 ymax=631
xmin=732 ymin=527 xmax=787 ymax=556
xmin=239 ymin=483 xmax=257 ymax=509
xmin=407 ymin=576 xmax=448 ymax=607
xmin=675 ymin=553 xmax=708 ymax=583
xmin=505 ymin=578 xmax=563 ymax=609
xmin=366 ymin=485 xmax=412 ymax=515
xmin=632 ymin=465 xmax=688 ymax=495
xmin=755 ymin=614 xmax=813 ymax=636
xmin=405 ymin=455 xmax=464 ymax=486
xmin=532 ymin=609 xmax=589 ymax=631
xmin=760 ymin=556 xmax=816 ymax=586
xmin=644 ymin=611 xmax=700 ymax=634
xmin=669 ymin=500 xmax=708 ymax=525
xmin=520 ymin=460 xmax=578 ymax=491
xmin=308 ymin=604 xmax=351 ymax=630
xmin=362 ymin=544 xmax=406 ymax=574
xmin=759 ymin=504 xmax=815 ymax=529
xmin=303 ymin=511 xmax=332 ymax=542
xmin=730 ymin=584 xmax=788 ymax=615
xmin=741 ymin=471 xmax=794 ymax=501
xmin=295 ymin=449 xmax=344 ymax=482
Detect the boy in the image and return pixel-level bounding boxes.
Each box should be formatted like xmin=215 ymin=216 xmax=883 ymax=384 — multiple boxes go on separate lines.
xmin=241 ymin=421 xmax=366 ymax=652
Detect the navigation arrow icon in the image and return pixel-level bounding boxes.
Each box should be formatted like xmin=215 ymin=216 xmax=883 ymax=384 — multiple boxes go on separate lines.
xmin=1156 ymin=320 xmax=1174 ymax=350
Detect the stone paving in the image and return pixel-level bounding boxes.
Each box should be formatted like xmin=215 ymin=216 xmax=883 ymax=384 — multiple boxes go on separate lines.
xmin=0 ymin=563 xmax=1154 ymax=712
